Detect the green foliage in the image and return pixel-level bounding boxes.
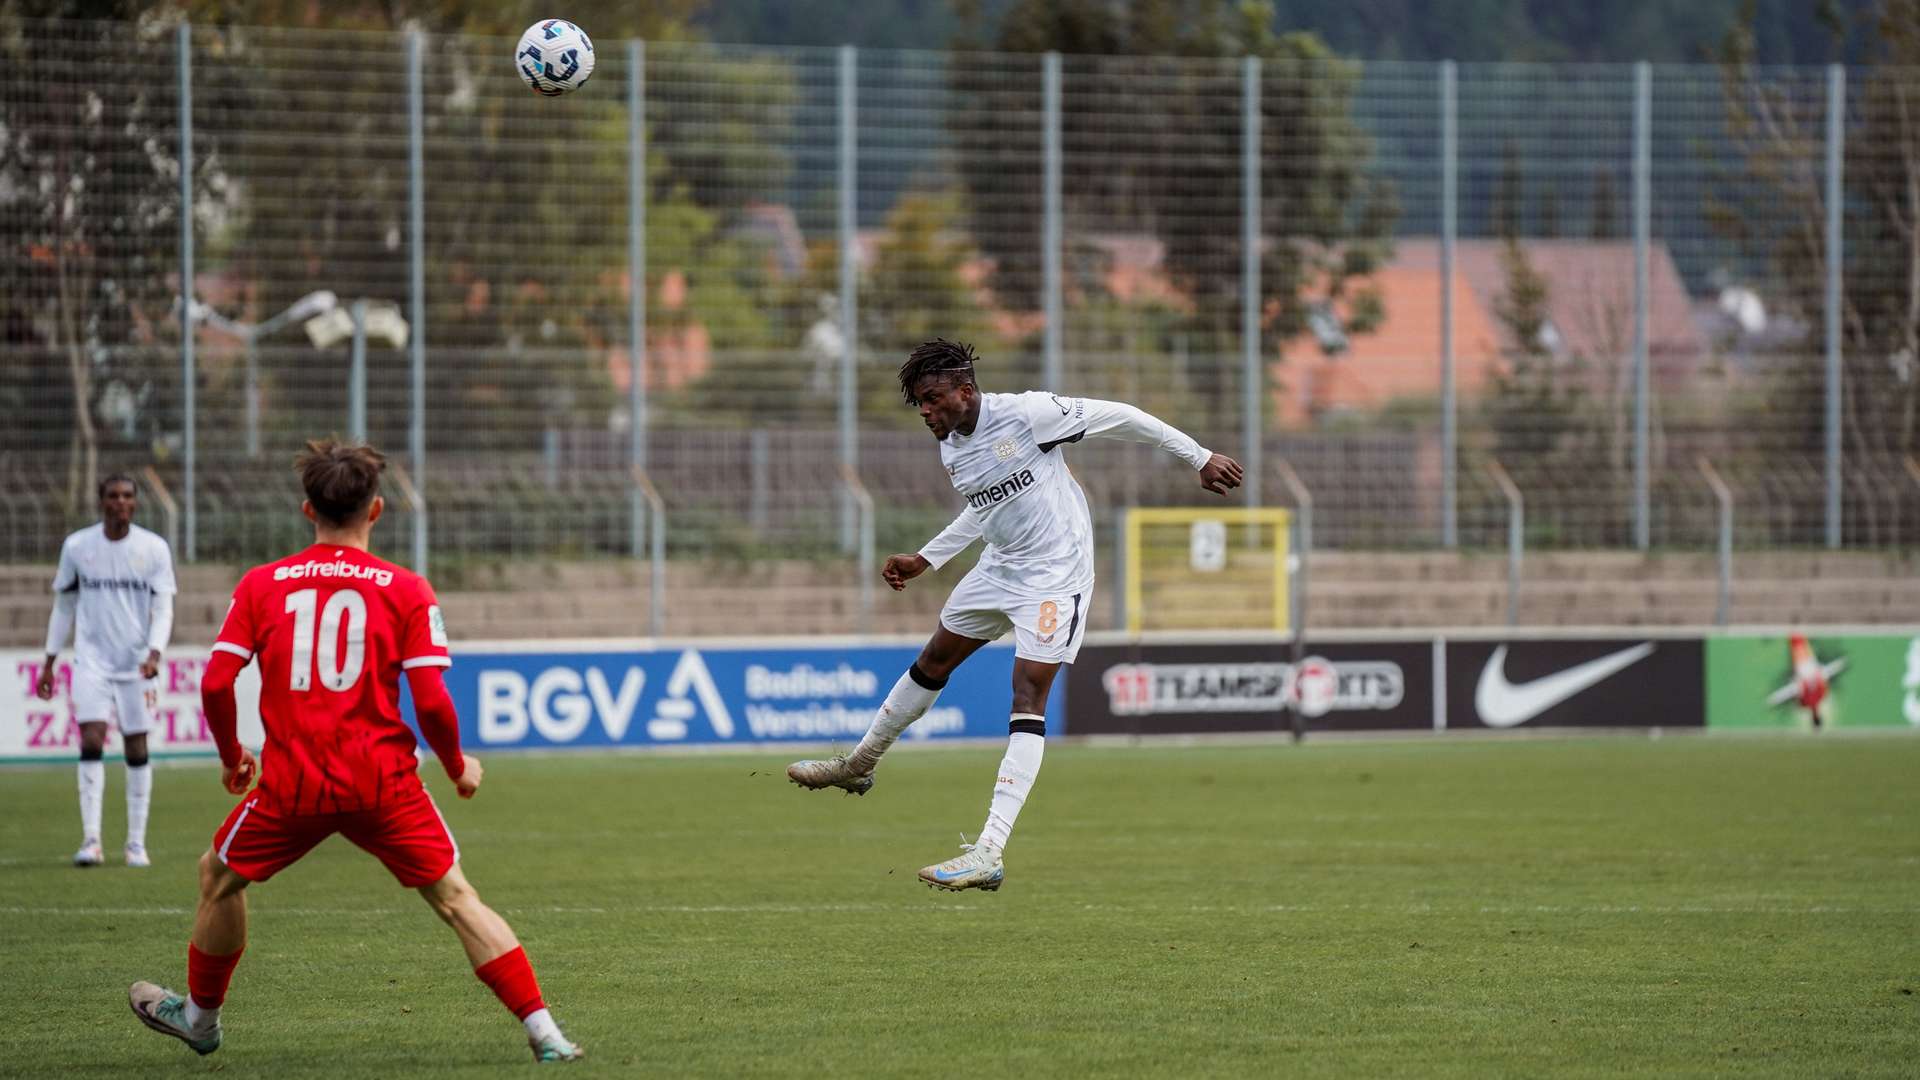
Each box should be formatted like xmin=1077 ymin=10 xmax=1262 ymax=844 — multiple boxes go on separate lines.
xmin=1486 ymin=240 xmax=1585 ymax=459
xmin=0 ymin=15 xmax=199 ymax=507
xmin=175 ymin=20 xmax=793 ymax=449
xmin=1712 ymin=0 xmax=1920 ymax=540
xmin=953 ymin=1 xmax=1396 ymax=429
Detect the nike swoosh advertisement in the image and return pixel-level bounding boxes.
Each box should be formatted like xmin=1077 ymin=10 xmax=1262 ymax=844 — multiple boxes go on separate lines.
xmin=1446 ymin=639 xmax=1703 ymax=729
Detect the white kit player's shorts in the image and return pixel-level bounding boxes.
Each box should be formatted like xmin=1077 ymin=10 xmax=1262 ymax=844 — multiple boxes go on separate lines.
xmin=71 ymin=669 xmax=158 ymax=736
xmin=939 ymin=568 xmax=1091 ymax=665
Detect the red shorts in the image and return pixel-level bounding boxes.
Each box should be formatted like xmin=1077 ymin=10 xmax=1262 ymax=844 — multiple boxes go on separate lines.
xmin=212 ymin=785 xmax=459 ymax=889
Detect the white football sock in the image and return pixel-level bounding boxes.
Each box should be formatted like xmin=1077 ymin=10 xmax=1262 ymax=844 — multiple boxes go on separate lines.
xmin=77 ymin=759 xmax=104 ymax=842
xmin=846 ymin=665 xmax=945 ymax=773
xmin=125 ymin=763 xmax=152 ymax=850
xmin=978 ymin=722 xmax=1045 ymax=852
xmin=184 ymin=1000 xmax=218 ymax=1036
xmin=523 ymin=1007 xmax=562 ymax=1043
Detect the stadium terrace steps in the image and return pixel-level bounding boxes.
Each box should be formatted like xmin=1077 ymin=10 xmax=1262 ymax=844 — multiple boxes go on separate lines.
xmin=2 ymin=552 xmax=1916 ymax=647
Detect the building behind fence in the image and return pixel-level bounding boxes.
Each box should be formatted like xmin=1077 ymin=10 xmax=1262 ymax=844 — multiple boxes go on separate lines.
xmin=5 ymin=20 xmax=1917 ymax=574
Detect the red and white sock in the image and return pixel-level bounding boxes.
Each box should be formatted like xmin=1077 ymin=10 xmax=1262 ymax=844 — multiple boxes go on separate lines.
xmin=475 ymin=946 xmax=561 ymax=1041
xmin=185 ymin=943 xmax=243 ymax=1034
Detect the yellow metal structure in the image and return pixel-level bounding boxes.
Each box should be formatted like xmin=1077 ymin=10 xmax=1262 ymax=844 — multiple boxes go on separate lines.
xmin=1124 ymin=507 xmax=1291 ymax=633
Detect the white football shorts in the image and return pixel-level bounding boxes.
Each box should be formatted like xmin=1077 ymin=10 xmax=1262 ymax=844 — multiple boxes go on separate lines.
xmin=71 ymin=669 xmax=158 ymax=735
xmin=938 ymin=568 xmax=1091 ymax=666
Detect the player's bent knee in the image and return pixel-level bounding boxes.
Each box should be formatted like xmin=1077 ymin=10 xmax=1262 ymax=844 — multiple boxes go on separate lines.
xmin=198 ymin=850 xmax=249 ymax=901
xmin=419 ymin=870 xmax=479 ymax=925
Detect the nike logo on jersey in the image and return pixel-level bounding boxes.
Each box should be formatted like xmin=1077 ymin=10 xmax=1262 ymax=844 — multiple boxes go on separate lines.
xmin=1474 ymin=643 xmax=1656 ymax=727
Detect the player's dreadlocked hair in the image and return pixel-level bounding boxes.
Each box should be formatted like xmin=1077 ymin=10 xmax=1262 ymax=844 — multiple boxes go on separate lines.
xmin=898 ymin=338 xmax=978 ymax=405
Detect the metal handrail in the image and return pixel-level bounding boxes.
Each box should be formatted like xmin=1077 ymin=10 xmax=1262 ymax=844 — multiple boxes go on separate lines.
xmin=1486 ymin=458 xmax=1524 ymax=626
xmin=840 ymin=464 xmax=876 ymax=625
xmin=1274 ymin=458 xmax=1312 ymax=743
xmin=630 ymin=466 xmax=667 ymax=638
xmin=1697 ymin=457 xmax=1734 ymax=627
xmin=140 ymin=466 xmax=180 ymax=557
xmin=387 ymin=461 xmax=429 ymax=575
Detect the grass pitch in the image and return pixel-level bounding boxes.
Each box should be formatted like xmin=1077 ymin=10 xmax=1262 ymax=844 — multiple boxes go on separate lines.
xmin=3 ymin=734 xmax=1917 ymax=1078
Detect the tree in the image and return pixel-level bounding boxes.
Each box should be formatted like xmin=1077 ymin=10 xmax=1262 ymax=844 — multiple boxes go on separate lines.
xmin=164 ymin=3 xmax=796 ymax=450
xmin=1712 ymin=0 xmax=1920 ymax=542
xmin=949 ymin=0 xmax=1394 ymax=427
xmin=0 ymin=5 xmax=216 ymax=510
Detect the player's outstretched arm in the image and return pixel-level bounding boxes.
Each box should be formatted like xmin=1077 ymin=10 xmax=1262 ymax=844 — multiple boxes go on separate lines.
xmin=1026 ymin=393 xmax=1229 ymax=474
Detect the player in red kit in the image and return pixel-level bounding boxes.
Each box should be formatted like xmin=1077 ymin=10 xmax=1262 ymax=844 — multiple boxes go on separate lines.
xmin=127 ymin=439 xmax=582 ymax=1063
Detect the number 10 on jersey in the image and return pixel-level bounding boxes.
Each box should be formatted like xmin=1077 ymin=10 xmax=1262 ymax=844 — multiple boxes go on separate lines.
xmin=285 ymin=588 xmax=367 ymax=691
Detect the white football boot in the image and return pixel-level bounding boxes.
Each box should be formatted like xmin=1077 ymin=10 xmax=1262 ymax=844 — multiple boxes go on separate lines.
xmin=918 ymin=841 xmax=1004 ymax=892
xmin=124 ymin=842 xmax=151 ymax=868
xmin=785 ymin=755 xmax=875 ymax=796
xmin=73 ymin=838 xmax=104 ymax=868
xmin=128 ymin=981 xmax=221 ymax=1055
xmin=530 ymin=1032 xmax=584 ymax=1063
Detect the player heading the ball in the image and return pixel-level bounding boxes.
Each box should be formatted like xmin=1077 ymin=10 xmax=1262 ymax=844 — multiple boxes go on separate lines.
xmin=787 ymin=339 xmax=1243 ymax=891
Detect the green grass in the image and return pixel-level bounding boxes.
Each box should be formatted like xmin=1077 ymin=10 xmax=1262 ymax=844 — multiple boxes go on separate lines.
xmin=3 ymin=735 xmax=1917 ymax=1078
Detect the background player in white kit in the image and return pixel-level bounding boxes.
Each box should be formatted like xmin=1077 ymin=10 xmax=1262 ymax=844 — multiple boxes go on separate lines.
xmin=788 ymin=339 xmax=1243 ymax=890
xmin=37 ymin=474 xmax=177 ymax=868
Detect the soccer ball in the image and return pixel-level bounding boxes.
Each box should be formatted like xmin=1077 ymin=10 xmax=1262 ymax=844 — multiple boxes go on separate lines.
xmin=514 ymin=20 xmax=595 ymax=97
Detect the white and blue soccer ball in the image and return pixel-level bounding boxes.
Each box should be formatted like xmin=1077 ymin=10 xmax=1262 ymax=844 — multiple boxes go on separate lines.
xmin=515 ymin=20 xmax=595 ymax=96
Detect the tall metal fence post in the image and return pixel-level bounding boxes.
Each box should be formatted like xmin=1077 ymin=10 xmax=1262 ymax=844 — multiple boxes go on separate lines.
xmin=1698 ymin=457 xmax=1734 ymax=627
xmin=244 ymin=337 xmax=259 ymax=458
xmin=629 ymin=39 xmax=649 ymax=559
xmin=837 ymin=45 xmax=858 ymax=554
xmin=1825 ymin=62 xmax=1846 ymax=549
xmin=1241 ymin=55 xmax=1262 ymax=512
xmin=349 ymin=299 xmax=367 ymax=440
xmin=407 ymin=31 xmax=428 ymax=574
xmin=1632 ymin=60 xmax=1651 ymax=551
xmin=1042 ymin=52 xmax=1062 ymax=390
xmin=177 ymin=21 xmax=196 ymax=561
xmin=1440 ymin=60 xmax=1457 ymax=549
xmin=1276 ymin=460 xmax=1312 ymax=744
xmin=1487 ymin=459 xmax=1523 ymax=626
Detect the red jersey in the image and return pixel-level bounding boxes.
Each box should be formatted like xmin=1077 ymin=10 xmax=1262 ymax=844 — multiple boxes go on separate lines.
xmin=213 ymin=544 xmax=451 ymax=815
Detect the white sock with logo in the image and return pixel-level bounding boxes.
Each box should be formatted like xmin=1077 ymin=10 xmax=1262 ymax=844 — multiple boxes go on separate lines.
xmin=978 ymin=718 xmax=1046 ymax=852
xmin=523 ymin=1007 xmax=563 ymax=1043
xmin=184 ymin=1000 xmax=218 ymax=1036
xmin=77 ymin=759 xmax=104 ymax=842
xmin=846 ymin=665 xmax=946 ymax=774
xmin=125 ymin=763 xmax=153 ymax=850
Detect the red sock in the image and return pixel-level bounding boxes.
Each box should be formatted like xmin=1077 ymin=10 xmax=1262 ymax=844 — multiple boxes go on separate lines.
xmin=187 ymin=943 xmax=244 ymax=1009
xmin=474 ymin=946 xmax=546 ymax=1020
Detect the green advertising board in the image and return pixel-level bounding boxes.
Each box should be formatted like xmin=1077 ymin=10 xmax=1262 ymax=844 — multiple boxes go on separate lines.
xmin=1706 ymin=634 xmax=1920 ymax=729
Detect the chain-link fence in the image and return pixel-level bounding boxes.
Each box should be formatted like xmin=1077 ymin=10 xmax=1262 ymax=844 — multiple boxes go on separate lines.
xmin=6 ymin=20 xmax=1917 ymax=580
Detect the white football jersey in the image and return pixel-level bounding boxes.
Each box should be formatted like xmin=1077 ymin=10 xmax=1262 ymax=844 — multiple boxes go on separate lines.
xmin=50 ymin=523 xmax=177 ymax=680
xmin=918 ymin=391 xmax=1211 ymax=599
